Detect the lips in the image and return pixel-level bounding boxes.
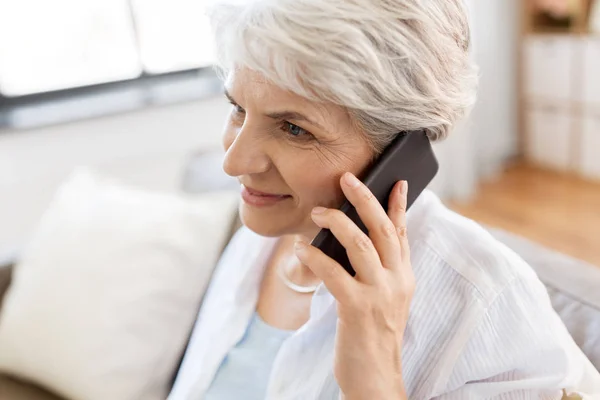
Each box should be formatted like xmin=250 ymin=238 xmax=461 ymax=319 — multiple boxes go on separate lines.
xmin=240 ymin=185 xmax=291 ymax=207
xmin=243 ymin=185 xmax=289 ymax=198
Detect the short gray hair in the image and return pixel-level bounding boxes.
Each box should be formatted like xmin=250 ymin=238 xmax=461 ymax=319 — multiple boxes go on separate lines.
xmin=207 ymin=0 xmax=479 ymax=152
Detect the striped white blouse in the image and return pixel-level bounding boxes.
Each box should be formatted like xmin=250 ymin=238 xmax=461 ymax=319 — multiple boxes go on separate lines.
xmin=170 ymin=190 xmax=600 ymax=400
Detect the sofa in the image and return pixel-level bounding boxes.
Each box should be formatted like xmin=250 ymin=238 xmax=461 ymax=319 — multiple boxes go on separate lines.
xmin=0 ymin=150 xmax=599 ymax=399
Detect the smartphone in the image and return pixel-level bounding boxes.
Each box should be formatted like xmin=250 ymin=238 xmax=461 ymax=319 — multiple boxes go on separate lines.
xmin=310 ymin=130 xmax=439 ymax=276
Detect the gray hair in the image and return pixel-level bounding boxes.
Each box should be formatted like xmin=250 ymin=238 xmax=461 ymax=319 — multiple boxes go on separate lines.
xmin=207 ymin=0 xmax=479 ymax=153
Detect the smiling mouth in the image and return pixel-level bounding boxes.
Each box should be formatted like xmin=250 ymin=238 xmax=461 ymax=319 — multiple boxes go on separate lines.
xmin=240 ymin=185 xmax=292 ymax=207
xmin=242 ymin=185 xmax=290 ymax=198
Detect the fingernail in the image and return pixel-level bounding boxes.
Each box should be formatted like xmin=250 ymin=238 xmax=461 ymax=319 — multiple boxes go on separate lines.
xmin=400 ymin=180 xmax=408 ymax=195
xmin=312 ymin=206 xmax=327 ymax=215
xmin=294 ymin=241 xmax=307 ymax=252
xmin=344 ymin=172 xmax=361 ymax=188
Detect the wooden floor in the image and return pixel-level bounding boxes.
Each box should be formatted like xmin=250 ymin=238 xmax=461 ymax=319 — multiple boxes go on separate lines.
xmin=450 ymin=163 xmax=600 ymax=267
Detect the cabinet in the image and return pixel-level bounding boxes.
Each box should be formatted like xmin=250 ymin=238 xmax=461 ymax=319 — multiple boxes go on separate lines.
xmin=526 ymin=106 xmax=573 ymax=170
xmin=581 ymin=37 xmax=600 ymax=107
xmin=523 ymin=36 xmax=576 ymax=172
xmin=524 ymin=36 xmax=575 ymax=103
xmin=579 ymin=112 xmax=600 ymax=179
xmin=520 ymin=1 xmax=600 ymax=182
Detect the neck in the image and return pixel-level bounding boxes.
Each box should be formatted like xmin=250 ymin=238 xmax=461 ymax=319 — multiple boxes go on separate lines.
xmin=278 ymin=234 xmax=321 ymax=287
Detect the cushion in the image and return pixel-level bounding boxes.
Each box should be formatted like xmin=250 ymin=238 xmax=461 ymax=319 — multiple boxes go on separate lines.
xmin=0 ymin=375 xmax=63 ymax=400
xmin=0 ymin=169 xmax=239 ymax=400
xmin=489 ymin=228 xmax=600 ymax=370
xmin=0 ymin=263 xmax=11 ymax=311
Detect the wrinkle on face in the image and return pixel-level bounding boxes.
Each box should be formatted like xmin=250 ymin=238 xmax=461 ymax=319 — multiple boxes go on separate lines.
xmin=222 ymin=67 xmax=375 ymax=238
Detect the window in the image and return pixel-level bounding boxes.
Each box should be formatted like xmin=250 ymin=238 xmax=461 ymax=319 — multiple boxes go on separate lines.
xmin=130 ymin=0 xmax=215 ymax=74
xmin=0 ymin=0 xmax=215 ymax=97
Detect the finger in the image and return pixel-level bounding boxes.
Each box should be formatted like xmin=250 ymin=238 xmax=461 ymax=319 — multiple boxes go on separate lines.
xmin=311 ymin=207 xmax=382 ymax=284
xmin=340 ymin=172 xmax=401 ymax=270
xmin=388 ymin=180 xmax=410 ymax=264
xmin=294 ymin=240 xmax=355 ymax=302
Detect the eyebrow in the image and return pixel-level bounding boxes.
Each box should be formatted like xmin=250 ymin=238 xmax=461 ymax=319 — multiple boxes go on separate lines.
xmin=224 ymin=88 xmax=237 ymax=105
xmin=265 ymin=110 xmax=326 ymax=131
xmin=224 ymin=88 xmax=326 ymax=131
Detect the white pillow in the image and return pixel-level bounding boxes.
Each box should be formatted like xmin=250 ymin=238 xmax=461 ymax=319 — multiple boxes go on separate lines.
xmin=0 ymin=169 xmax=239 ymax=400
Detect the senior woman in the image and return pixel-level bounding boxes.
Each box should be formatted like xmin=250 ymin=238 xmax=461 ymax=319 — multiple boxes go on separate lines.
xmin=170 ymin=0 xmax=600 ymax=399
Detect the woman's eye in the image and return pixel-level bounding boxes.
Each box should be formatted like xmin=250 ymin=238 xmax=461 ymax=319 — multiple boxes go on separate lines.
xmin=283 ymin=122 xmax=309 ymax=137
xmin=227 ymin=99 xmax=245 ymax=115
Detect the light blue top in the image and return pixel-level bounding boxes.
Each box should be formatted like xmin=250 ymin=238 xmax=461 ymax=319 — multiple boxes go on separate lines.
xmin=204 ymin=312 xmax=295 ymax=400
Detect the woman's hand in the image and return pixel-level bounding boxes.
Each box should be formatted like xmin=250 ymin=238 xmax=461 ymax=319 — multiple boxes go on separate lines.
xmin=294 ymin=172 xmax=414 ymax=400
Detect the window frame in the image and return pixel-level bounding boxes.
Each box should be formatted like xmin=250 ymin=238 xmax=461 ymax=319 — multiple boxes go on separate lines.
xmin=0 ymin=67 xmax=222 ymax=131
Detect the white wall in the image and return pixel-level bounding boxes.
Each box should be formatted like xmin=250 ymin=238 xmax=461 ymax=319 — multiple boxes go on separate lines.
xmin=469 ymin=0 xmax=520 ymax=177
xmin=0 ymin=96 xmax=230 ymax=257
xmin=432 ymin=0 xmax=520 ymax=201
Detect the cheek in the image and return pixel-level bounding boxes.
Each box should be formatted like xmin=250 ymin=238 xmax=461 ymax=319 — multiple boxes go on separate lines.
xmin=304 ymin=148 xmax=373 ymax=208
xmin=314 ymin=172 xmax=346 ymax=209
xmin=283 ymin=158 xmax=347 ymax=209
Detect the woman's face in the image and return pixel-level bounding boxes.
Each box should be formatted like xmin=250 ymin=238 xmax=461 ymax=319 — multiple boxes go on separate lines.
xmin=222 ymin=67 xmax=375 ymax=238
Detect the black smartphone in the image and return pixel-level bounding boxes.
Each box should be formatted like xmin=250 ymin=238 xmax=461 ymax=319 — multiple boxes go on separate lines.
xmin=310 ymin=130 xmax=439 ymax=276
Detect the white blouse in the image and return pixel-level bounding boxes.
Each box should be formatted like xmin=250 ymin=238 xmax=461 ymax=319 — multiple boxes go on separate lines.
xmin=169 ymin=190 xmax=600 ymax=400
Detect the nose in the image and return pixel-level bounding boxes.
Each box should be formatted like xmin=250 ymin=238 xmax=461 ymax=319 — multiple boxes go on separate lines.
xmin=222 ymin=124 xmax=271 ymax=178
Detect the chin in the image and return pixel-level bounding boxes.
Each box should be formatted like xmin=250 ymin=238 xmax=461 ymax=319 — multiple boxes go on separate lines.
xmin=238 ymin=203 xmax=310 ymax=238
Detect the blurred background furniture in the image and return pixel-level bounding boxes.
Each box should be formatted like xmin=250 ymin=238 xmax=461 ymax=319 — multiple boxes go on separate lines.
xmin=521 ymin=0 xmax=600 ymax=181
